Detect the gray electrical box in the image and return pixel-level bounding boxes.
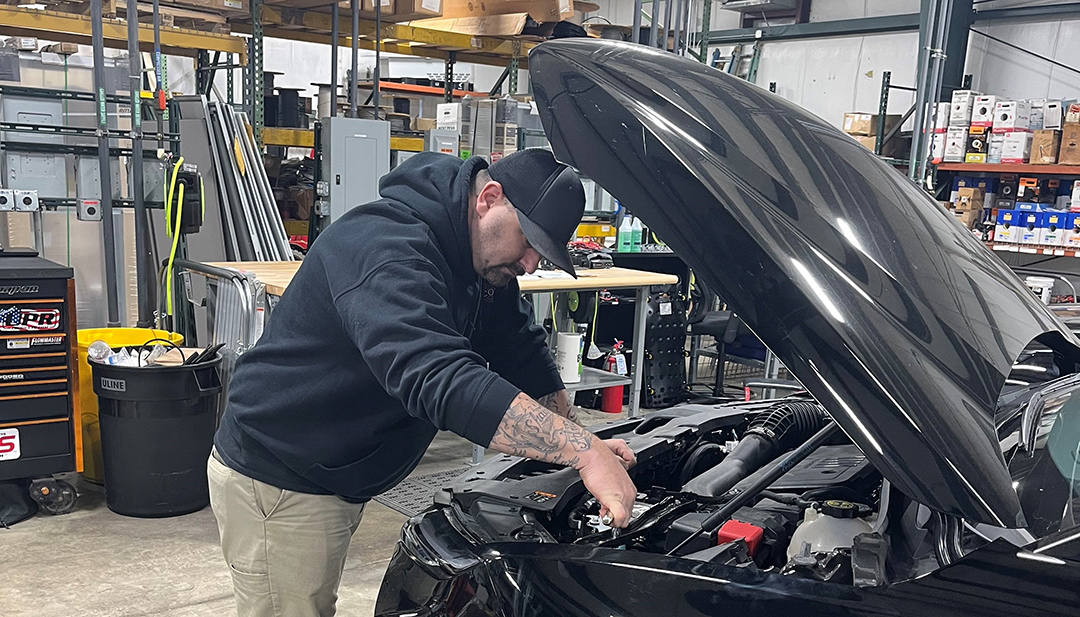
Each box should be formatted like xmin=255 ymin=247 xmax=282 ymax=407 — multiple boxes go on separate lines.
xmin=322 ymin=117 xmax=390 ymax=223
xmin=426 ymin=128 xmax=459 ymax=157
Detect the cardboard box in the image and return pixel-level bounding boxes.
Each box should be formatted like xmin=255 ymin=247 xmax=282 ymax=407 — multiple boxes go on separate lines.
xmin=950 ymin=90 xmax=979 ymax=127
xmin=412 ymin=117 xmax=438 ymax=131
xmin=996 ymin=198 xmax=1016 ymax=211
xmin=999 ymin=173 xmax=1019 ymax=200
xmin=1065 ymin=214 xmax=1080 ymax=247
xmin=1017 ymin=177 xmax=1040 ymax=202
xmin=1001 ymin=131 xmax=1033 ymax=164
xmin=1041 ymin=178 xmax=1062 ymax=204
xmin=934 ymin=101 xmax=951 ymax=131
xmin=995 ymin=209 xmax=1020 ymax=243
xmin=364 ymin=0 xmax=394 ymax=16
xmin=956 ymin=187 xmax=985 ymax=211
xmin=1071 ymin=180 xmax=1080 ymax=211
xmin=955 ymin=208 xmax=983 ymax=230
xmin=439 ymin=0 xmax=574 ymax=21
xmin=172 ymin=0 xmax=248 ymax=14
xmin=930 ymin=131 xmax=946 ymax=164
xmin=1045 ymin=100 xmax=1065 ymax=130
xmin=944 ymin=126 xmax=969 ymax=162
xmin=1029 ymin=98 xmax=1047 ymax=130
xmin=966 ymin=126 xmax=989 ymax=163
xmin=391 ymin=0 xmax=442 ymax=21
xmin=1031 ymin=129 xmax=1062 ymax=164
xmin=1060 ymin=124 xmax=1080 ymax=165
xmin=993 ymin=100 xmax=1031 ymax=133
xmin=1041 ymin=211 xmax=1068 ymax=246
xmin=988 ymin=133 xmax=1006 ymax=164
xmin=853 ymin=135 xmax=909 ymax=158
xmin=971 ymin=95 xmax=997 ymax=127
xmin=1019 ymin=211 xmax=1042 ymax=244
xmin=1067 ymin=103 xmax=1080 ymax=125
xmin=842 ymin=113 xmax=901 ymax=137
xmin=1016 ymin=202 xmax=1046 ymax=212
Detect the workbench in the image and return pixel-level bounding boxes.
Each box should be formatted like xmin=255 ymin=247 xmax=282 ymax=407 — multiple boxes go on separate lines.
xmin=183 ymin=261 xmax=678 ymax=461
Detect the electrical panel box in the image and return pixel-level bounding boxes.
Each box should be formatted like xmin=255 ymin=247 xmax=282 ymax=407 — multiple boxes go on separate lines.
xmin=426 ymin=128 xmax=460 ymax=157
xmin=322 ymin=117 xmax=390 ymax=224
xmin=1 ymin=96 xmax=68 ymax=198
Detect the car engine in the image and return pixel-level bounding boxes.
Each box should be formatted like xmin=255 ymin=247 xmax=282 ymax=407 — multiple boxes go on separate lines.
xmin=433 ymin=398 xmax=940 ymax=588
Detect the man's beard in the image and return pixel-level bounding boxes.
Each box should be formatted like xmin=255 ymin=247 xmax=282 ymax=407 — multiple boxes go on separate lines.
xmin=481 ymin=262 xmax=525 ymax=286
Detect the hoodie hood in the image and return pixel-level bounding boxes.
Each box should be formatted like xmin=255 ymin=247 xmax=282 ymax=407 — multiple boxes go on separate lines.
xmin=529 ymin=39 xmax=1080 ymax=527
xmin=379 ymin=152 xmax=488 ymax=277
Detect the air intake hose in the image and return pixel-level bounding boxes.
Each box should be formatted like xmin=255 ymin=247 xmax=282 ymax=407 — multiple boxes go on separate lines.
xmin=682 ymin=401 xmax=830 ymax=496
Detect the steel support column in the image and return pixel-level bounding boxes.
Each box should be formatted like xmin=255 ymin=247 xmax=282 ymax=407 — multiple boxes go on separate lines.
xmin=350 ymin=0 xmax=359 ymax=118
xmin=128 ymin=0 xmax=152 ymax=326
xmin=250 ymin=0 xmax=264 ymax=143
xmin=509 ymin=40 xmax=521 ymax=95
xmin=374 ymin=0 xmax=381 ymax=120
xmin=633 ymin=0 xmax=643 ymax=44
xmin=941 ymin=0 xmax=973 ymax=99
xmin=91 ymin=0 xmax=120 ymax=326
xmin=698 ymin=0 xmax=711 ymax=62
xmin=330 ymin=2 xmax=338 ymax=117
xmin=444 ymin=52 xmax=455 ymax=103
xmin=650 ymin=0 xmax=661 ymax=47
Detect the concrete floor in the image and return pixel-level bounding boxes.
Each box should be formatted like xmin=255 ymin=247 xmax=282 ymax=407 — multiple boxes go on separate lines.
xmin=3 ymin=432 xmax=477 ymax=617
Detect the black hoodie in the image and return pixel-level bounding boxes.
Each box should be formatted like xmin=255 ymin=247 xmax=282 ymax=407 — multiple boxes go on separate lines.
xmin=214 ymin=153 xmax=564 ymax=501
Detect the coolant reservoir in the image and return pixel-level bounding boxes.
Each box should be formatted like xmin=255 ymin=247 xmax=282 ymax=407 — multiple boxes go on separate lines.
xmin=786 ymin=500 xmax=874 ymax=560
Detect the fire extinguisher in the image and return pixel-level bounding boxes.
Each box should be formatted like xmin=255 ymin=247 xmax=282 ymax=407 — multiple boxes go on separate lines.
xmin=601 ymin=340 xmax=627 ymax=414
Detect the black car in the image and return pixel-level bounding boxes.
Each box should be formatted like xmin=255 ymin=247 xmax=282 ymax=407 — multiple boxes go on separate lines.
xmin=376 ymin=40 xmax=1080 ymax=616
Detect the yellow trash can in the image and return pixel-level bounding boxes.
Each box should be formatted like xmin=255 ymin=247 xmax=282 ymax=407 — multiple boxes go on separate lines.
xmin=76 ymin=328 xmax=184 ymax=483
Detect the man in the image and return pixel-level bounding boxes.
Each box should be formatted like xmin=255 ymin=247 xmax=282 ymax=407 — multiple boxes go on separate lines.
xmin=207 ymin=148 xmax=637 ymax=617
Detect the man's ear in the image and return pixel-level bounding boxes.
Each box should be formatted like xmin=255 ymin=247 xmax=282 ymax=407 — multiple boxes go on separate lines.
xmin=475 ymin=180 xmax=504 ymax=218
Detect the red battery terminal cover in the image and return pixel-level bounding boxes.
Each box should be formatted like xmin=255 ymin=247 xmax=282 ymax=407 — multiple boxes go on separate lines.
xmin=716 ymin=519 xmax=765 ymax=556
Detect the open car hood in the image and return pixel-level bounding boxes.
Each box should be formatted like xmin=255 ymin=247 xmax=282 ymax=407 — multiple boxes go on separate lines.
xmin=529 ymin=39 xmax=1080 ymax=527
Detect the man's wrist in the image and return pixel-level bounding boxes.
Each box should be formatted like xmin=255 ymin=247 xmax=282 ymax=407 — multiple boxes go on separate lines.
xmin=571 ymin=434 xmax=605 ymax=470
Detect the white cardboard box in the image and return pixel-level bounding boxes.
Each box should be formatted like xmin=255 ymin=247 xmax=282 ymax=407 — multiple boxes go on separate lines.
xmin=1041 ymin=211 xmax=1068 ymax=246
xmin=1044 ymin=100 xmax=1065 ymax=130
xmin=950 ymin=90 xmax=979 ymax=127
xmin=1001 ymin=131 xmax=1033 ymax=163
xmin=994 ymin=100 xmax=1031 ymax=133
xmin=971 ymin=95 xmax=997 ymax=127
xmin=934 ymin=101 xmax=951 ymax=131
xmin=931 ymin=130 xmax=947 ymax=164
xmin=995 ymin=210 xmax=1020 ymax=243
xmin=988 ymin=133 xmax=1006 ymax=164
xmin=1029 ymin=98 xmax=1047 ymax=130
xmin=943 ymin=126 xmax=969 ymax=162
xmin=437 ymin=102 xmax=463 ymax=130
xmin=1019 ymin=211 xmax=1042 ymax=244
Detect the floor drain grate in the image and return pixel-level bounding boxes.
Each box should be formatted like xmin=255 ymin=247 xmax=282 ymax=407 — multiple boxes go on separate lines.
xmin=374 ymin=467 xmax=470 ymax=517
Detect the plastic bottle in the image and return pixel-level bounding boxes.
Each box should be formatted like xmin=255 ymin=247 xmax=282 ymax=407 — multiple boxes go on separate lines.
xmin=618 ymin=215 xmax=633 ymax=253
xmin=88 ymin=340 xmax=113 ymax=363
xmin=631 ymin=217 xmax=643 ymax=253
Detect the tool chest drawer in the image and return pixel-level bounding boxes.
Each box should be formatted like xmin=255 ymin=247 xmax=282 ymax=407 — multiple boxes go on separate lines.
xmin=0 ymin=420 xmax=75 ymax=481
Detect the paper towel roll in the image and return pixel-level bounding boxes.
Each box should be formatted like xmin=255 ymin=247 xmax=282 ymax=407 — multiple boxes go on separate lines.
xmin=556 ymin=332 xmax=583 ymax=384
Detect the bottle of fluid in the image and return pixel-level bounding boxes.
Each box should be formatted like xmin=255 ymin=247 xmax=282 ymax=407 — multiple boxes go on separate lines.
xmin=631 ymin=217 xmax=643 ymax=253
xmin=618 ymin=215 xmax=633 ymax=252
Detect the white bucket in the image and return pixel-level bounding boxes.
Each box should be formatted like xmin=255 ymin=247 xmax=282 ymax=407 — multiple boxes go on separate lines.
xmin=1025 ymin=276 xmax=1056 ymax=305
xmin=556 ymin=332 xmax=583 ymax=384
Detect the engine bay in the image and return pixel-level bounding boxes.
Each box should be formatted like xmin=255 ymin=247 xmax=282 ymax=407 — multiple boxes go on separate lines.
xmin=434 ymin=398 xmax=957 ymax=587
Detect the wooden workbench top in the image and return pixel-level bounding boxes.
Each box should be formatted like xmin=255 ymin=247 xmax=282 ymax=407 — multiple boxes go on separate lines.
xmin=205 ymin=262 xmax=678 ymax=297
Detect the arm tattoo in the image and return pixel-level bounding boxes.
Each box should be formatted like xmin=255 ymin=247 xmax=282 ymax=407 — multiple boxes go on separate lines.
xmin=489 ymin=393 xmax=596 ymax=468
xmin=538 ymin=390 xmax=578 ymax=423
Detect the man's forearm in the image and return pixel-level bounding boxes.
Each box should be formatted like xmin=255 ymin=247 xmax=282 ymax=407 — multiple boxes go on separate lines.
xmin=538 ymin=389 xmax=577 ymax=423
xmin=489 ymin=392 xmax=598 ymax=468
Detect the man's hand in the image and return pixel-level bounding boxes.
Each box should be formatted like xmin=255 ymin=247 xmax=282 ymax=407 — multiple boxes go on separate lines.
xmin=488 ymin=393 xmax=636 ymax=526
xmin=603 ymin=439 xmax=636 ymax=469
xmin=577 ymin=445 xmax=637 ymax=527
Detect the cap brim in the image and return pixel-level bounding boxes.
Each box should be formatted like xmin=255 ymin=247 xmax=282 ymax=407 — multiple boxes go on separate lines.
xmin=516 ymin=210 xmax=578 ymax=278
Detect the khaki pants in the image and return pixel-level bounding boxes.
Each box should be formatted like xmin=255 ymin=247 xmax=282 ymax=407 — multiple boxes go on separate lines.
xmin=207 ymin=451 xmax=365 ymax=617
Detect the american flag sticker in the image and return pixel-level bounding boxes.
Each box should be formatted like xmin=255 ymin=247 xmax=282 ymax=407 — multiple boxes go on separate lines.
xmin=0 ymin=306 xmax=61 ymax=332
